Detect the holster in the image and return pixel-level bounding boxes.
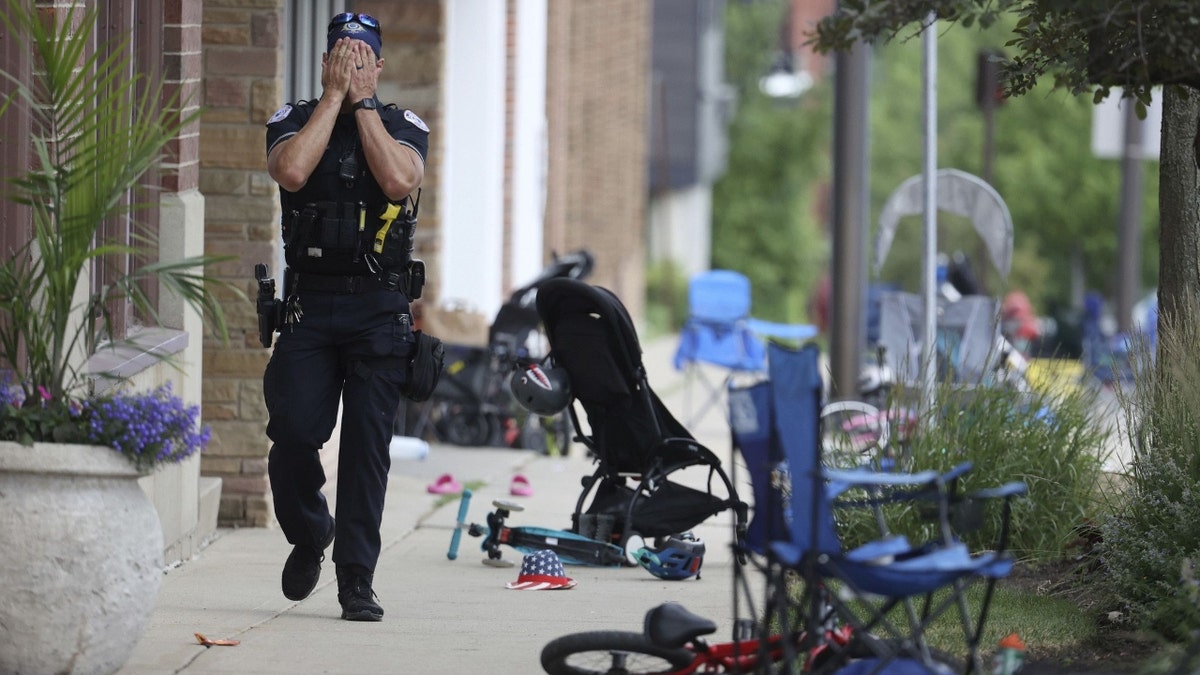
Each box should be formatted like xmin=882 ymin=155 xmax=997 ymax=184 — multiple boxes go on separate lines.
xmin=255 ymin=263 xmax=282 ymax=348
xmin=401 ymin=259 xmax=425 ymax=301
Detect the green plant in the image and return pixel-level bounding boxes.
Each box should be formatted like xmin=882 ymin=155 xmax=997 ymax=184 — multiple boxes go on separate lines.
xmin=644 ymin=258 xmax=689 ymax=337
xmin=0 ymin=382 xmax=211 ymax=471
xmin=1102 ymin=303 xmax=1200 ymax=642
xmin=837 ymin=373 xmax=1110 ymax=562
xmin=0 ymin=0 xmax=231 ymax=464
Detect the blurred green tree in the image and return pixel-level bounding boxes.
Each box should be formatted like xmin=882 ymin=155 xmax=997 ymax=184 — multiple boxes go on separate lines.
xmin=713 ymin=0 xmax=829 ymax=324
xmin=810 ymin=0 xmax=1199 ymax=343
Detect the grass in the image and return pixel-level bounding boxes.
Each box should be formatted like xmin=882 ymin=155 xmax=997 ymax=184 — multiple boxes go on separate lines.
xmin=917 ymin=581 xmax=1096 ymax=661
xmin=788 ymin=574 xmax=1106 ymax=668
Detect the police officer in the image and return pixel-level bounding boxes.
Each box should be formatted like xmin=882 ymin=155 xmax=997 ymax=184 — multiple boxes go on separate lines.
xmin=263 ymin=12 xmax=428 ymax=622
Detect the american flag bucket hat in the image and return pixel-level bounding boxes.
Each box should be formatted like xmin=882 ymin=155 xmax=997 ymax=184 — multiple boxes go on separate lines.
xmin=505 ymin=550 xmax=577 ymax=590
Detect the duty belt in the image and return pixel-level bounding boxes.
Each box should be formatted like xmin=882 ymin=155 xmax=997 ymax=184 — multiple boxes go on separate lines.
xmin=294 ymin=273 xmax=399 ymax=294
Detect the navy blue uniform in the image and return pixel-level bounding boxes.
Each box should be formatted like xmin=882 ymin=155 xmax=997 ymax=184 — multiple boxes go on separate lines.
xmin=263 ymin=99 xmax=429 ymax=574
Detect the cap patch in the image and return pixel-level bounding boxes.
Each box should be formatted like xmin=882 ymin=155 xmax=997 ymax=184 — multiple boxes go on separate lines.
xmin=404 ymin=109 xmax=429 ymax=132
xmin=268 ymin=104 xmax=293 ymax=124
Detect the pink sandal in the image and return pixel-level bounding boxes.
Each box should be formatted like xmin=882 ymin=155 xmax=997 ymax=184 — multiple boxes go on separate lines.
xmin=509 ymin=474 xmax=533 ymax=497
xmin=426 ymin=473 xmax=462 ymax=495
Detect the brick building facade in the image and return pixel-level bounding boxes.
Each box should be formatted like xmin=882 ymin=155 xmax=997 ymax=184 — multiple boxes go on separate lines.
xmin=199 ymin=0 xmax=291 ymax=527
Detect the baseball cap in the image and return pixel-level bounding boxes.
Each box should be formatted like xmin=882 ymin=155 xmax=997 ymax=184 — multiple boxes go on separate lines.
xmin=327 ymin=13 xmax=382 ymax=59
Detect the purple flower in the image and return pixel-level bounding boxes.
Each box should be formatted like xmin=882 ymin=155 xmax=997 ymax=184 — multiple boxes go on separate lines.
xmin=81 ymin=384 xmax=210 ymax=471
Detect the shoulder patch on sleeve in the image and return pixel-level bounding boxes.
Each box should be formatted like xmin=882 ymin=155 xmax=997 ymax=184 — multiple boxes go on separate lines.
xmin=404 ymin=109 xmax=429 ymax=132
xmin=268 ymin=104 xmax=293 ymax=124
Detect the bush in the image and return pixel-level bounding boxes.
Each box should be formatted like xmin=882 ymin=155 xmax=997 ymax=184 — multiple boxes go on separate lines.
xmin=837 ymin=373 xmax=1111 ymax=562
xmin=644 ymin=259 xmax=689 ymax=337
xmin=1102 ymin=305 xmax=1200 ymax=641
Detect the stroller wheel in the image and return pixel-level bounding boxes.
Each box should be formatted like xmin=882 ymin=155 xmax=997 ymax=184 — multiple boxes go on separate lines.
xmin=440 ymin=411 xmax=500 ymax=447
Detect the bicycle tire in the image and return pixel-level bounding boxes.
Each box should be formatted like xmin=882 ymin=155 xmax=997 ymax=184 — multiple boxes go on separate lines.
xmin=808 ymin=637 xmax=962 ymax=674
xmin=820 ymin=400 xmax=905 ymax=471
xmin=541 ymin=631 xmax=695 ymax=675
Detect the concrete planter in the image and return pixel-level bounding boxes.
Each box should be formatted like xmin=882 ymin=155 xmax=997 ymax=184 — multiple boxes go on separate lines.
xmin=0 ymin=442 xmax=163 ymax=675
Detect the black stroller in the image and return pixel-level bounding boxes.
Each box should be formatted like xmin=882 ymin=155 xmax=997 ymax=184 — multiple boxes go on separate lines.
xmin=402 ymin=250 xmax=594 ymax=451
xmin=534 ymin=277 xmax=748 ymax=548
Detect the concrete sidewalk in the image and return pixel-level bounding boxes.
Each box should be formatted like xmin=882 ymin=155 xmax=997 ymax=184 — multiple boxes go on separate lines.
xmin=119 ymin=335 xmax=753 ymax=674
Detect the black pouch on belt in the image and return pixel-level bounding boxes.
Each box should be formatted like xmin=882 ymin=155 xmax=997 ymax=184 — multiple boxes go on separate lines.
xmin=402 ymin=330 xmax=445 ymax=402
xmin=317 ymin=201 xmax=358 ymax=251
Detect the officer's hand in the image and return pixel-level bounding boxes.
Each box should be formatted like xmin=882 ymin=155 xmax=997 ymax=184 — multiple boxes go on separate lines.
xmin=348 ymin=41 xmax=381 ymax=105
xmin=321 ymin=37 xmax=354 ymax=102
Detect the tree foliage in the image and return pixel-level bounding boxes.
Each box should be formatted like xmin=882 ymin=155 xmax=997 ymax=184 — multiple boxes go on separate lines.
xmin=809 ymin=0 xmax=1200 ymax=326
xmin=811 ymin=0 xmax=1200 ymax=641
xmin=812 ymin=0 xmax=1200 ymax=105
xmin=867 ymin=18 xmax=1158 ymax=308
xmin=712 ymin=0 xmax=830 ymax=322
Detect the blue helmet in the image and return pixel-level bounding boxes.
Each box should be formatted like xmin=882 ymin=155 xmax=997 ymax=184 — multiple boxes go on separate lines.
xmin=633 ymin=533 xmax=705 ymax=581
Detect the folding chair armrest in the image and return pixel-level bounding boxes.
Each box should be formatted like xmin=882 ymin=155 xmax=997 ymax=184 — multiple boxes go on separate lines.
xmin=969 ymin=481 xmax=1028 ymax=500
xmin=745 ymin=317 xmax=818 ymax=342
xmin=824 ymin=467 xmax=941 ymax=487
xmin=941 ymin=461 xmax=974 ymax=482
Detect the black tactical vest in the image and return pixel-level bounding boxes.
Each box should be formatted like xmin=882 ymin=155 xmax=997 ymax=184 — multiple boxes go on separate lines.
xmin=278 ymin=112 xmax=392 ymax=276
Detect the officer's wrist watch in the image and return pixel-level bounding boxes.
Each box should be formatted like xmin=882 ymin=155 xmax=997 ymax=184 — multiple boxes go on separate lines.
xmin=352 ymin=98 xmax=377 ymax=112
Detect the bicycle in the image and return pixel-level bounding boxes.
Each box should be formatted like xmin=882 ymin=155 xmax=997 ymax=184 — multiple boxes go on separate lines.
xmin=540 ymin=602 xmax=959 ymax=674
xmin=820 ymin=399 xmax=919 ymax=472
xmin=446 ymin=492 xmax=626 ymax=568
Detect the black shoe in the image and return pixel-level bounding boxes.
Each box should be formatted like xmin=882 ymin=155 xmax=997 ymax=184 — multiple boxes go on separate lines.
xmin=281 ymin=519 xmax=335 ymax=601
xmin=337 ymin=566 xmax=384 ymax=622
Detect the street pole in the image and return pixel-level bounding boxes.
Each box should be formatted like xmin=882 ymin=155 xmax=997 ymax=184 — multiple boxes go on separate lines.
xmin=828 ymin=34 xmax=871 ymax=400
xmin=920 ymin=13 xmax=939 ymax=411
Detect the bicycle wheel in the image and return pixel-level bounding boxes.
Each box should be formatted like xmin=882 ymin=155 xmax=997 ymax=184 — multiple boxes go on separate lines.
xmin=807 ymin=637 xmax=962 ymax=674
xmin=820 ymin=400 xmax=890 ymax=470
xmin=541 ymin=631 xmax=695 ymax=675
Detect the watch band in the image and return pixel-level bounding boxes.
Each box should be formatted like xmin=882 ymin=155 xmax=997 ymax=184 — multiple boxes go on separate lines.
xmin=352 ymin=98 xmax=376 ymax=111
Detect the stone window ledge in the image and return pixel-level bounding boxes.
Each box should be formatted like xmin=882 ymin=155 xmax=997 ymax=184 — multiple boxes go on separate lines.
xmin=88 ymin=328 xmax=189 ymax=394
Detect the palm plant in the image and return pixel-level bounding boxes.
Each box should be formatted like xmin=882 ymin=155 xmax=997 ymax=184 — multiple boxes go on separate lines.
xmin=0 ymin=0 xmax=232 ymax=448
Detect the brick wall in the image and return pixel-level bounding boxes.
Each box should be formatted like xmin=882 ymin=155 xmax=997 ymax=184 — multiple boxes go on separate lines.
xmin=353 ymin=1 xmax=444 ymax=309
xmin=546 ymin=1 xmax=650 ymax=320
xmin=199 ymin=0 xmax=285 ymax=527
xmin=162 ymin=1 xmax=202 ymax=193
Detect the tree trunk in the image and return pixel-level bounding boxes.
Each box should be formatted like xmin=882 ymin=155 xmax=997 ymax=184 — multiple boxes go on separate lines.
xmin=1157 ymin=87 xmax=1200 ymax=332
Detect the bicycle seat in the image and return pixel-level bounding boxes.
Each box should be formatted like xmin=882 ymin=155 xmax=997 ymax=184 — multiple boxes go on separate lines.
xmin=643 ymin=602 xmax=717 ymax=648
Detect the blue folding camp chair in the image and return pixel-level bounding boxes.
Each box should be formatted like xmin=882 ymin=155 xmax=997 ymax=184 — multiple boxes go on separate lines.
xmin=674 ymin=269 xmax=815 ymax=427
xmin=732 ymin=342 xmax=1026 ymax=674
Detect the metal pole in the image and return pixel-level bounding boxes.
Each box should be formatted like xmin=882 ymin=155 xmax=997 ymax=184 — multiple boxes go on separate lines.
xmin=978 ymin=56 xmax=996 ymax=294
xmin=1116 ymin=100 xmax=1143 ymax=334
xmin=828 ymin=36 xmax=872 ymax=400
xmin=921 ymin=14 xmax=939 ymax=407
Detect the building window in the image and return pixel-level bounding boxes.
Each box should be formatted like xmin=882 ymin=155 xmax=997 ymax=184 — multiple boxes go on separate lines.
xmin=283 ymin=0 xmax=347 ymax=104
xmin=0 ymin=1 xmax=166 ymax=352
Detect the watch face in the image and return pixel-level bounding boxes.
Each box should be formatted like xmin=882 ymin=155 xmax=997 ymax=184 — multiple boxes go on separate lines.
xmin=356 ymin=98 xmax=376 ymax=110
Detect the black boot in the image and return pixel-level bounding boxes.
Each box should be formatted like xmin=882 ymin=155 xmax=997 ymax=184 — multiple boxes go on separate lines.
xmin=281 ymin=518 xmax=335 ymax=601
xmin=337 ymin=565 xmax=384 ymax=622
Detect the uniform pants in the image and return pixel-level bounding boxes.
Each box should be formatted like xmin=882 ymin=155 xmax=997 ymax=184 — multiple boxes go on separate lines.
xmin=264 ymin=287 xmax=412 ymax=572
